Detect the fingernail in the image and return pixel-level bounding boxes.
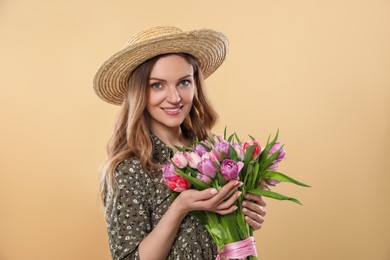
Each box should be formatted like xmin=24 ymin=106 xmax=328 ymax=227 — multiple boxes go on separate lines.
xmin=210 ymin=189 xmax=218 ymax=195
xmin=242 ymin=201 xmax=247 ymax=206
xmin=243 ymin=208 xmax=248 ymax=213
xmin=237 ymin=191 xmax=242 ymax=197
xmin=233 ymin=206 xmax=238 ymax=211
xmin=245 ymin=194 xmax=250 ymax=199
xmin=238 ymin=181 xmax=244 ymax=187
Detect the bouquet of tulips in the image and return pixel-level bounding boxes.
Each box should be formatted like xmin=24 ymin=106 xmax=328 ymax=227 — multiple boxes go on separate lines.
xmin=162 ymin=130 xmax=309 ymax=260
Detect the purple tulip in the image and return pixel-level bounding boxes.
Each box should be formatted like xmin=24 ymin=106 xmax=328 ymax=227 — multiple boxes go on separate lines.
xmin=269 ymin=142 xmax=286 ymax=162
xmin=268 ymin=162 xmax=279 ymax=170
xmin=267 ymin=179 xmax=281 ymax=186
xmin=162 ymin=162 xmax=177 ymax=181
xmin=197 ymin=173 xmax=212 ymax=185
xmin=220 ymin=159 xmax=244 ymax=180
xmin=212 ymin=140 xmax=230 ymax=161
xmin=197 ymin=158 xmax=217 ymax=178
xmin=194 ymin=144 xmax=207 ymax=157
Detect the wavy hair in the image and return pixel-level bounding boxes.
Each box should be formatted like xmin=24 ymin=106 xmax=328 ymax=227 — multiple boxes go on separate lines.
xmin=100 ymin=53 xmax=218 ymax=201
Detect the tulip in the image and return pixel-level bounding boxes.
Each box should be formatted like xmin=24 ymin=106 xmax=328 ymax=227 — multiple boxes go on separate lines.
xmin=232 ymin=143 xmax=244 ymax=160
xmin=194 ymin=144 xmax=207 ymax=157
xmin=269 ymin=142 xmax=286 ymax=162
xmin=201 ymin=151 xmax=218 ymax=164
xmin=241 ymin=140 xmax=262 ymax=161
xmin=197 ymin=173 xmax=212 ymax=185
xmin=172 ymin=152 xmax=188 ymax=169
xmin=197 ymin=158 xmax=217 ymax=178
xmin=164 ymin=175 xmax=191 ymax=192
xmin=268 ymin=162 xmax=279 ymax=170
xmin=162 ymin=162 xmax=177 ymax=181
xmin=212 ymin=140 xmax=230 ymax=161
xmin=185 ymin=151 xmax=202 ymax=169
xmin=267 ymin=179 xmax=281 ymax=186
xmin=220 ymin=159 xmax=244 ymax=180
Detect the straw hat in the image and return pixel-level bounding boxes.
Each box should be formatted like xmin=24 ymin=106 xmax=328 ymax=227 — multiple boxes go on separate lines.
xmin=93 ymin=26 xmax=229 ymax=105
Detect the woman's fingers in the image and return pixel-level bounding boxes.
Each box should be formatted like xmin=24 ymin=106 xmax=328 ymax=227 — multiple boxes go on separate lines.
xmin=242 ymin=193 xmax=267 ymax=230
xmin=207 ymin=180 xmax=241 ymax=205
xmin=216 ymin=190 xmax=241 ymax=210
xmin=244 ymin=214 xmax=263 ymax=230
xmin=215 ymin=205 xmax=238 ymax=215
xmin=244 ymin=193 xmax=266 ymax=207
xmin=242 ymin=200 xmax=266 ymax=217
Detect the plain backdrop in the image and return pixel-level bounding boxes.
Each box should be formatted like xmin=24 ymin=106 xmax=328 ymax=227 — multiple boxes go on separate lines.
xmin=0 ymin=0 xmax=389 ymax=259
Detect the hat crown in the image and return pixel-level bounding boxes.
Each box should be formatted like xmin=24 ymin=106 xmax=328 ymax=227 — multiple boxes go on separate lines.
xmin=125 ymin=26 xmax=183 ymax=46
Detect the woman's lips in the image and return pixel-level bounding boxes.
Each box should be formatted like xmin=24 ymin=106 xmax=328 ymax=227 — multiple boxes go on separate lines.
xmin=161 ymin=106 xmax=183 ymax=115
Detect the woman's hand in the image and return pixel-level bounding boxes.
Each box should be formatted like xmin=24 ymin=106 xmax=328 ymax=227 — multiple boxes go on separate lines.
xmin=173 ymin=180 xmax=242 ymax=216
xmin=242 ymin=193 xmax=266 ymax=230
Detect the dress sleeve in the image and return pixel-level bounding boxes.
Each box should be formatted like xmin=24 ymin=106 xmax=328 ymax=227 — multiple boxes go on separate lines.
xmin=104 ymin=159 xmax=152 ymax=260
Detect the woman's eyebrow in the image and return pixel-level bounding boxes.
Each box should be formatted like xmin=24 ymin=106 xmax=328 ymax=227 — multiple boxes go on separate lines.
xmin=149 ymin=74 xmax=193 ymax=82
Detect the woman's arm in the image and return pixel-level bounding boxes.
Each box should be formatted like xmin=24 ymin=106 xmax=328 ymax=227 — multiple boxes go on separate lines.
xmin=138 ymin=180 xmax=241 ymax=260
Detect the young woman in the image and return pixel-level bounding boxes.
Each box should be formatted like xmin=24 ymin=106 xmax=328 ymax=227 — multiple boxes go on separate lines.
xmin=94 ymin=26 xmax=266 ymax=260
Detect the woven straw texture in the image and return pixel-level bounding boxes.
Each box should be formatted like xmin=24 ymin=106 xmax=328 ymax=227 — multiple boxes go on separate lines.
xmin=93 ymin=26 xmax=228 ymax=105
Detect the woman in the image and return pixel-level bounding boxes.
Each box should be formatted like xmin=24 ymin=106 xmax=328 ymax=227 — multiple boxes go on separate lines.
xmin=94 ymin=26 xmax=266 ymax=260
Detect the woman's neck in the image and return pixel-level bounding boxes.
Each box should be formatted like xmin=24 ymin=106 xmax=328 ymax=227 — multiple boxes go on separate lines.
xmin=151 ymin=126 xmax=192 ymax=150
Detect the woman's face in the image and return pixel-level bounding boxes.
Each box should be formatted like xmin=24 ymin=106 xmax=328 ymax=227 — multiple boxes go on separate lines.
xmin=146 ymin=54 xmax=195 ymax=134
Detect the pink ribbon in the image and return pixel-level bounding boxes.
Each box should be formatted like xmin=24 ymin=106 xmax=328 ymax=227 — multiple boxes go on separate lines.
xmin=216 ymin=236 xmax=258 ymax=259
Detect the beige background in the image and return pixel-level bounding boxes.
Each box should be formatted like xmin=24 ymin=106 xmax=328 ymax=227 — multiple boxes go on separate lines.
xmin=0 ymin=0 xmax=389 ymax=259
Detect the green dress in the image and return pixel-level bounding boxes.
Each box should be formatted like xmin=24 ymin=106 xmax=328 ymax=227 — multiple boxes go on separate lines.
xmin=104 ymin=134 xmax=218 ymax=259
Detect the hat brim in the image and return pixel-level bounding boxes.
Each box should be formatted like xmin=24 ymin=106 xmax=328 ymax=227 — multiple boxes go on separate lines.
xmin=93 ymin=29 xmax=228 ymax=105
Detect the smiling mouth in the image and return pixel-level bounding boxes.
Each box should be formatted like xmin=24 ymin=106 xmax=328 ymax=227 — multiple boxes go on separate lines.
xmin=162 ymin=106 xmax=183 ymax=112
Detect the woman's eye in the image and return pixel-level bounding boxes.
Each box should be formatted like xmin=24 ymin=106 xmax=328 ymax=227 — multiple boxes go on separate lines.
xmin=179 ymin=80 xmax=191 ymax=87
xmin=150 ymin=82 xmax=162 ymax=89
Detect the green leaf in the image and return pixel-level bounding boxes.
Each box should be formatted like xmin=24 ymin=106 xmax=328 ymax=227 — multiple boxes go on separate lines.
xmin=224 ymin=127 xmax=227 ymax=140
xmin=258 ymin=130 xmax=279 ymax=162
xmin=243 ymin=144 xmax=256 ymax=166
xmin=217 ymin=171 xmax=227 ymax=186
xmin=173 ymin=145 xmax=184 ymax=152
xmin=258 ymin=144 xmax=284 ymax=171
xmin=234 ymin=133 xmax=242 ymax=145
xmin=265 ymin=171 xmax=311 ymax=187
xmin=248 ymin=188 xmax=303 ymax=205
xmin=227 ymin=133 xmax=235 ymax=143
xmin=248 ymin=134 xmax=256 ymax=141
xmin=229 ymin=144 xmax=239 ymax=161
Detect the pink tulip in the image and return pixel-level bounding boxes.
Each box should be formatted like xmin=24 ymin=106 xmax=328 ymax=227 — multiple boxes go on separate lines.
xmin=197 ymin=158 xmax=217 ymax=178
xmin=232 ymin=143 xmax=244 ymax=160
xmin=172 ymin=152 xmax=188 ymax=169
xmin=201 ymin=151 xmax=218 ymax=164
xmin=220 ymin=159 xmax=244 ymax=180
xmin=164 ymin=175 xmax=190 ymax=192
xmin=185 ymin=151 xmax=202 ymax=169
xmin=269 ymin=142 xmax=286 ymax=162
xmin=268 ymin=162 xmax=279 ymax=170
xmin=197 ymin=173 xmax=212 ymax=185
xmin=241 ymin=140 xmax=262 ymax=161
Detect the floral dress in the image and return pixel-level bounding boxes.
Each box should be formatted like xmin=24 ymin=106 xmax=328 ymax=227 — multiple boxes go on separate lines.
xmin=104 ymin=134 xmax=218 ymax=259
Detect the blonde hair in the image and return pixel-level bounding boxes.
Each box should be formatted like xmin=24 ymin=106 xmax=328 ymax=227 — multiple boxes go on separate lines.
xmin=100 ymin=53 xmax=218 ymax=202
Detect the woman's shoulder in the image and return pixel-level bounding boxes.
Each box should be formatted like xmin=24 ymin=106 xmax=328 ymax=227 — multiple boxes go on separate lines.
xmin=114 ymin=157 xmax=147 ymax=177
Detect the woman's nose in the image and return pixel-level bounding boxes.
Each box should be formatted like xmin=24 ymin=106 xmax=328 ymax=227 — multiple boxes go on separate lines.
xmin=167 ymin=86 xmax=181 ymax=103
